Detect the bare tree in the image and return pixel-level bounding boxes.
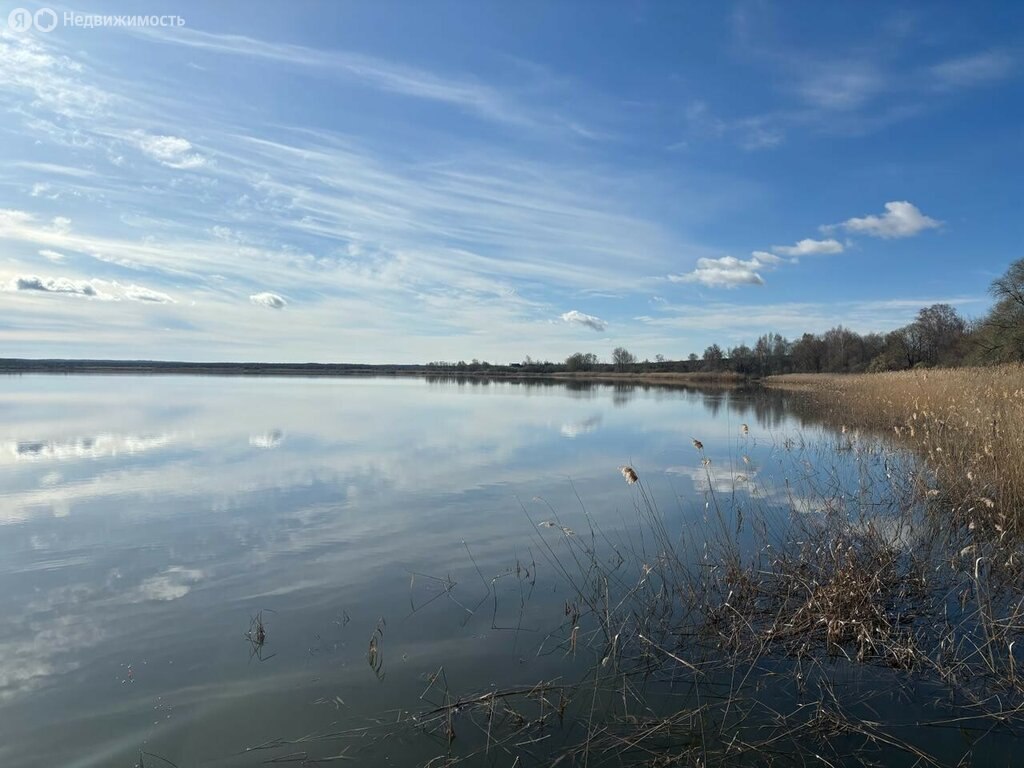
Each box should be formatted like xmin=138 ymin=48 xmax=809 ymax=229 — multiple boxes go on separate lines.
xmin=914 ymin=304 xmax=966 ymax=365
xmin=980 ymin=259 xmax=1024 ymax=361
xmin=565 ymin=352 xmax=598 ymax=372
xmin=612 ymin=347 xmax=636 ymax=371
xmin=702 ymin=344 xmax=724 ymax=371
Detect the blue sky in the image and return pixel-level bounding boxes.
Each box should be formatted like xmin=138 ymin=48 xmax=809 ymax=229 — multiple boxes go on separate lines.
xmin=0 ymin=1 xmax=1021 ymax=363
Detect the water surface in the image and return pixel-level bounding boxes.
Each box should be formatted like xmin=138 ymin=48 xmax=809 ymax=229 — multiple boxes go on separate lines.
xmin=0 ymin=376 xmax=953 ymax=766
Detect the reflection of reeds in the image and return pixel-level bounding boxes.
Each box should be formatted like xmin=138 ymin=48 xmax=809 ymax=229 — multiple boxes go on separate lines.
xmin=246 ymin=609 xmax=276 ymax=662
xmin=368 ymin=617 xmax=386 ymax=680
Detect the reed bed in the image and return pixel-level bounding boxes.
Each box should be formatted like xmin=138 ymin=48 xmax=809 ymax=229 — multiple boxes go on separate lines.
xmin=771 ymin=364 xmax=1024 ymax=540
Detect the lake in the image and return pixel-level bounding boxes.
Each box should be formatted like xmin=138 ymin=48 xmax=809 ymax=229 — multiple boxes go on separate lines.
xmin=0 ymin=376 xmax=1015 ymax=766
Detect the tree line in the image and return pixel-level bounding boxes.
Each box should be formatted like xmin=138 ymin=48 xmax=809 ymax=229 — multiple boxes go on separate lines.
xmin=427 ymin=258 xmax=1024 ymax=376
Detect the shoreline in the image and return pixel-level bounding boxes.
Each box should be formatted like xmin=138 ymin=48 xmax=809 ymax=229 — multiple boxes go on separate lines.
xmin=0 ymin=359 xmax=751 ymax=384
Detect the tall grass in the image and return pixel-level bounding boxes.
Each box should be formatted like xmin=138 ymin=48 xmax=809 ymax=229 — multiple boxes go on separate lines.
xmin=771 ymin=364 xmax=1024 ymax=539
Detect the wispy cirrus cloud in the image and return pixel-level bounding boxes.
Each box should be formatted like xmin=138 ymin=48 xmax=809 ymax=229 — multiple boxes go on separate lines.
xmin=560 ymin=310 xmax=606 ymax=331
xmin=703 ymin=3 xmax=1021 ymax=150
xmin=0 ymin=28 xmax=113 ymax=121
xmin=794 ymin=61 xmax=883 ymax=112
xmin=931 ymin=50 xmax=1015 ymax=89
xmin=133 ymin=27 xmax=583 ymax=134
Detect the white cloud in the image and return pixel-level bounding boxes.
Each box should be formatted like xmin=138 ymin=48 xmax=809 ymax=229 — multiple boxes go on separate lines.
xmin=8 ymin=274 xmax=101 ymax=298
xmin=834 ymin=201 xmax=941 ymax=239
xmin=0 ymin=209 xmax=34 ymax=232
xmin=931 ymin=51 xmax=1015 ymax=89
xmin=669 ymin=253 xmax=785 ymax=288
xmin=771 ymin=238 xmax=844 ymax=256
xmin=30 ymin=182 xmax=56 ymax=199
xmin=136 ymin=133 xmax=208 ymax=169
xmin=749 ymin=250 xmax=784 ymax=265
xmin=250 ymin=291 xmax=287 ymax=309
xmin=123 ymin=284 xmax=175 ymax=303
xmin=38 ymin=249 xmax=65 ymax=263
xmin=560 ymin=309 xmax=607 ymax=331
xmin=4 ymin=274 xmax=175 ymax=303
xmin=210 ymin=225 xmax=238 ymax=241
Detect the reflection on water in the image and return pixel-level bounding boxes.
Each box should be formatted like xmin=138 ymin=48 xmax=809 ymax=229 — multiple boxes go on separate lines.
xmin=248 ymin=430 xmax=285 ymax=449
xmin=0 ymin=376 xmax=928 ymax=765
xmin=4 ymin=434 xmax=175 ymax=462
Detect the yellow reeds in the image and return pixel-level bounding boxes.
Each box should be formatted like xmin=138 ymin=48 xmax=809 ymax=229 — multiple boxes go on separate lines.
xmin=770 ymin=364 xmax=1024 ymax=535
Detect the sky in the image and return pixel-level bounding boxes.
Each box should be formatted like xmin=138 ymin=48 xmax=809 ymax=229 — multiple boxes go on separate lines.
xmin=0 ymin=1 xmax=1021 ymax=364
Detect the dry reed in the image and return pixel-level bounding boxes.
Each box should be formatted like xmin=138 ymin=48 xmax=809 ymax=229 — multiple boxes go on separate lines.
xmin=770 ymin=364 xmax=1024 ymax=541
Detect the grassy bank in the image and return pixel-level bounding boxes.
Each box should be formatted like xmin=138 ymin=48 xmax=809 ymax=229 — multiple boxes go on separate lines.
xmin=769 ymin=364 xmax=1024 ymax=537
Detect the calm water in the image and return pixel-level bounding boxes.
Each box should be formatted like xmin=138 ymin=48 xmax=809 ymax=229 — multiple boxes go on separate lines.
xmin=0 ymin=376 xmax=994 ymax=766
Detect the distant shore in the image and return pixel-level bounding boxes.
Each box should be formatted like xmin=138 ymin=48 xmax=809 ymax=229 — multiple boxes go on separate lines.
xmin=0 ymin=358 xmax=750 ymax=384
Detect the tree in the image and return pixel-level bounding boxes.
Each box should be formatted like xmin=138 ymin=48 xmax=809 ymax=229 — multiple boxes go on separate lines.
xmin=702 ymin=344 xmax=724 ymax=371
xmin=729 ymin=344 xmax=755 ymax=374
xmin=612 ymin=346 xmax=636 ymax=371
xmin=565 ymin=352 xmax=598 ymax=372
xmin=914 ymin=304 xmax=967 ymax=365
xmin=979 ymin=258 xmax=1024 ymax=362
xmin=791 ymin=333 xmax=824 ymax=373
xmin=754 ymin=335 xmax=772 ymax=375
xmin=870 ymin=329 xmax=914 ymax=371
xmin=770 ymin=333 xmax=789 ymax=374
